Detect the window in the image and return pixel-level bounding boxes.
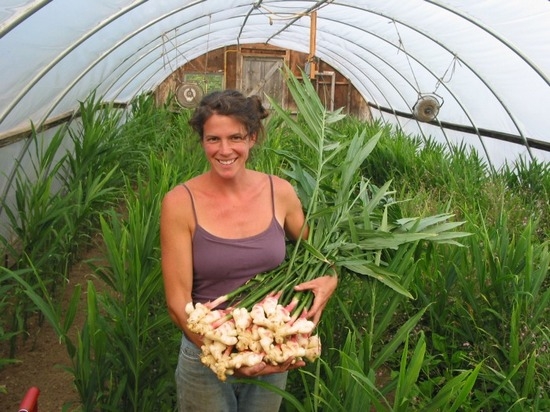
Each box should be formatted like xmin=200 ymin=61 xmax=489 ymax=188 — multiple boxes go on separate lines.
xmin=183 ymin=73 xmax=224 ymax=93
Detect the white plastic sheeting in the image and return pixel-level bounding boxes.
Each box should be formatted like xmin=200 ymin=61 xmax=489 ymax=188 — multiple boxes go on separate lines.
xmin=1 ymin=0 xmax=550 ymax=170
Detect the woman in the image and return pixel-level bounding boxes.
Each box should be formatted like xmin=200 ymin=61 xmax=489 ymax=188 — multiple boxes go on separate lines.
xmin=160 ymin=89 xmax=338 ymax=411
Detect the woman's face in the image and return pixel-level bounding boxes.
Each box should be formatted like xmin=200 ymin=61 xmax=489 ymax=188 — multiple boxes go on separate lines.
xmin=202 ymin=114 xmax=256 ymax=178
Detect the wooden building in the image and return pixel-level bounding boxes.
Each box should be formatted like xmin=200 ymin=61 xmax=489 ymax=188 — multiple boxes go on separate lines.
xmin=155 ymin=43 xmax=372 ymax=121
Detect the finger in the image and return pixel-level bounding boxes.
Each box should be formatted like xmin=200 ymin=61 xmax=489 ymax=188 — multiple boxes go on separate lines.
xmin=295 ymin=278 xmax=319 ymax=290
xmin=252 ymin=362 xmax=267 ymax=374
xmin=288 ymin=360 xmax=306 ymax=370
xmin=293 ymin=282 xmax=310 ymax=291
xmin=240 ymin=361 xmax=266 ymax=376
xmin=311 ymin=311 xmax=322 ymax=325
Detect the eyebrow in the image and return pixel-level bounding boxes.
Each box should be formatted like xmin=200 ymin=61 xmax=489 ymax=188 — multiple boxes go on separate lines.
xmin=205 ymin=132 xmax=247 ymax=138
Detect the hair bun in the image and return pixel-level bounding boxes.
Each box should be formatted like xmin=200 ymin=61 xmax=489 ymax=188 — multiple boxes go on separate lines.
xmin=248 ymin=94 xmax=269 ymax=120
xmin=248 ymin=95 xmax=269 ymax=120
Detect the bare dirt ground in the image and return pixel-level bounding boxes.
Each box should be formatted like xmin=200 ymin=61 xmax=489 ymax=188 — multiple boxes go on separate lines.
xmin=0 ymin=245 xmax=105 ymax=411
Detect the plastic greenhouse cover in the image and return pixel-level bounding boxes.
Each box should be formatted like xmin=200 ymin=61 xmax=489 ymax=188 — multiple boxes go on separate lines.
xmin=0 ymin=0 xmax=549 ymax=170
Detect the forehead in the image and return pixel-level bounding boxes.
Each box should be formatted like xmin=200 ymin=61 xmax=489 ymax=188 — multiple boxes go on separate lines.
xmin=203 ymin=114 xmax=245 ymax=136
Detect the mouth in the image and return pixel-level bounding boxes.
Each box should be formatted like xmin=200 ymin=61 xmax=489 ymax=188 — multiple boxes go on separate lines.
xmin=217 ymin=158 xmax=237 ymax=166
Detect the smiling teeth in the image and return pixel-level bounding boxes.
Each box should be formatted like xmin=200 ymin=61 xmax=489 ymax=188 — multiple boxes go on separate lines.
xmin=219 ymin=159 xmax=236 ymax=165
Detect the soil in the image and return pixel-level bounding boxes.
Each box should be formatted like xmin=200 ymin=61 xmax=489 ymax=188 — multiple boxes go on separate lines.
xmin=0 ymin=244 xmax=106 ymax=411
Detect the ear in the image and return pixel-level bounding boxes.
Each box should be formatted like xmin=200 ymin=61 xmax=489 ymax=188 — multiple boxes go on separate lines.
xmin=249 ymin=133 xmax=258 ymax=147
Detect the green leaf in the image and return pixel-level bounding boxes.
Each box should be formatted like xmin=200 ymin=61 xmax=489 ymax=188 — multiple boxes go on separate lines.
xmin=340 ymin=261 xmax=413 ymax=298
xmin=372 ymin=306 xmax=428 ymax=370
xmin=355 ymin=232 xmax=437 ymax=250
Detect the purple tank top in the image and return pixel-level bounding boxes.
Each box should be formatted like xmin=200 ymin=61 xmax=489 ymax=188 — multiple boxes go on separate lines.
xmin=183 ymin=175 xmax=286 ymax=305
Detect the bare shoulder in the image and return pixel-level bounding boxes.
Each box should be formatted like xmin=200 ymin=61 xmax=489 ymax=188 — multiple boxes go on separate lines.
xmin=271 ymin=174 xmax=299 ymax=198
xmin=162 ymin=184 xmax=190 ymax=208
xmin=161 ymin=184 xmax=194 ymax=226
xmin=271 ymin=175 xmax=302 ymax=211
xmin=270 ymin=175 xmax=307 ymax=239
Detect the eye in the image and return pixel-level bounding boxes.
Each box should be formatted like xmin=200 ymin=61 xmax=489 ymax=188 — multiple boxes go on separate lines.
xmin=231 ymin=135 xmax=246 ymax=142
xmin=205 ymin=136 xmax=219 ymax=143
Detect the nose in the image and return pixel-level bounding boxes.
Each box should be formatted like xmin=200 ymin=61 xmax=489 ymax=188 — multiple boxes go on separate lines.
xmin=219 ymin=137 xmax=232 ymax=153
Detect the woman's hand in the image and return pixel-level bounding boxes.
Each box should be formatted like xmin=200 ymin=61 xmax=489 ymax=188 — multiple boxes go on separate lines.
xmin=294 ymin=275 xmax=338 ymax=324
xmin=233 ymin=357 xmax=306 ymax=377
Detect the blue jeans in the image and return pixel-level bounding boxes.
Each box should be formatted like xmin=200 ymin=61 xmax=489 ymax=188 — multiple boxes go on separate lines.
xmin=176 ymin=333 xmax=288 ymax=412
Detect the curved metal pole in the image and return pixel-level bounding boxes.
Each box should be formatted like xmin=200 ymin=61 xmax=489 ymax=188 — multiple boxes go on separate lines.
xmin=269 ymin=19 xmax=466 ymax=154
xmin=236 ymin=0 xmax=263 ymax=47
xmin=0 ymin=0 xmax=152 ymax=212
xmin=237 ymin=3 xmax=508 ymax=164
xmin=0 ymin=1 xmax=206 ymax=208
xmin=90 ymin=15 xmax=248 ymax=101
xmin=1 ymin=1 xmax=251 ymax=130
xmin=0 ymin=0 xmax=148 ymax=124
xmin=103 ymin=17 xmax=397 ymax=115
xmin=108 ymin=33 xmax=398 ymax=120
xmin=2 ymin=4 xmax=472 ymax=158
xmin=1 ymin=0 xmax=541 ymax=219
xmin=330 ymin=1 xmax=534 ymax=159
xmin=0 ymin=0 xmax=52 ymax=38
xmin=114 ymin=30 xmax=484 ymax=171
xmin=303 ymin=19 xmax=498 ymax=171
xmin=2 ymin=0 xmax=534 ymax=156
xmin=264 ymin=0 xmax=331 ymax=43
xmin=425 ymin=0 xmax=550 ymax=86
xmin=317 ymin=39 xmax=453 ymax=151
xmin=108 ymin=24 xmax=453 ymax=154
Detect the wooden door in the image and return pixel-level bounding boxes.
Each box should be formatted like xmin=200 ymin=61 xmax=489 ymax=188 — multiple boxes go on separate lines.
xmin=240 ymin=57 xmax=285 ymax=109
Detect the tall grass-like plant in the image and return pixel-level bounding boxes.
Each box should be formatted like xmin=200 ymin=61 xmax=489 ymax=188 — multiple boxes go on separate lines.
xmin=64 ymin=93 xmax=126 ymax=190
xmin=502 ymin=156 xmax=550 ymax=240
xmin=80 ymin=171 xmax=175 ymax=411
xmin=1 ymin=97 xmax=129 ymax=358
xmin=468 ymin=215 xmax=550 ymax=410
xmin=254 ymin=67 xmax=472 ymax=410
xmin=70 ymin=138 xmax=205 ymax=410
xmin=282 ymin=241 xmax=483 ymax=411
xmin=359 ymin=124 xmax=550 ymax=409
xmin=265 ymin=67 xmax=469 ymax=294
xmin=2 ymin=128 xmax=68 ymax=271
xmin=0 ymin=128 xmax=76 ymax=356
xmin=412 ymin=207 xmax=550 ymax=409
xmin=0 ymin=92 xmax=213 ymax=409
xmin=294 ymin=241 xmax=428 ymax=411
xmin=1 ymin=264 xmax=83 ymax=410
xmin=0 ymin=267 xmax=40 ymax=368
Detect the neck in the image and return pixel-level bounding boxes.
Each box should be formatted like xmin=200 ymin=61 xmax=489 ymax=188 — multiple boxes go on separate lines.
xmin=206 ymin=169 xmax=254 ymax=193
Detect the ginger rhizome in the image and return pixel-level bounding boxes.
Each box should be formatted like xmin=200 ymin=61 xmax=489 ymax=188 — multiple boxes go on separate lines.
xmin=186 ymin=293 xmax=321 ymax=381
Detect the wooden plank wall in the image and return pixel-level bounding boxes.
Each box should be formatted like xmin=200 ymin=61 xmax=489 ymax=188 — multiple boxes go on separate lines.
xmin=155 ymin=44 xmax=372 ymax=121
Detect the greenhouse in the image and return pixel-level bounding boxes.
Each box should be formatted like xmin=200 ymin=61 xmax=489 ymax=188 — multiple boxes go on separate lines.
xmin=1 ymin=1 xmax=549 ymax=411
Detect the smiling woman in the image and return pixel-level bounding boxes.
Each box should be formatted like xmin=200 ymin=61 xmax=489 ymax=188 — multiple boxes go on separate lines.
xmin=159 ymin=89 xmax=338 ymax=411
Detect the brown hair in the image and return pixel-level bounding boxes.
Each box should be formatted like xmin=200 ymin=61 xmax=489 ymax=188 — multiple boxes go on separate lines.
xmin=189 ymin=90 xmax=269 ymax=141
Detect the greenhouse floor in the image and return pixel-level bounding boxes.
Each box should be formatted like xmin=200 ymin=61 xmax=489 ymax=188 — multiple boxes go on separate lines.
xmin=1 ymin=245 xmax=105 ymax=411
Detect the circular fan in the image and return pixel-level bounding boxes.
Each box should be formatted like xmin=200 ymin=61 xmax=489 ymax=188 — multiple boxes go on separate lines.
xmin=412 ymin=95 xmax=440 ymax=122
xmin=176 ymin=83 xmax=204 ymax=108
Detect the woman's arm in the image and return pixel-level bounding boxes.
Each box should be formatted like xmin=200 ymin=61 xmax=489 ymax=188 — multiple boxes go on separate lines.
xmin=275 ymin=176 xmax=309 ymax=241
xmin=160 ymin=186 xmax=203 ymax=348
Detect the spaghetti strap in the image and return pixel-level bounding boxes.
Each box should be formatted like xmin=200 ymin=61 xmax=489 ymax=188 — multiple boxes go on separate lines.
xmin=181 ymin=184 xmax=198 ymax=225
xmin=268 ymin=175 xmax=276 ymax=218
